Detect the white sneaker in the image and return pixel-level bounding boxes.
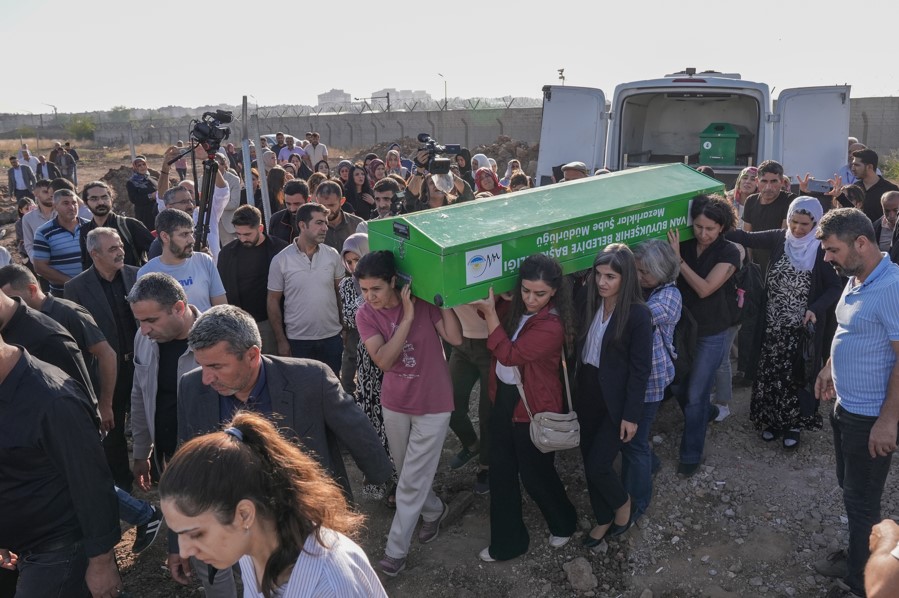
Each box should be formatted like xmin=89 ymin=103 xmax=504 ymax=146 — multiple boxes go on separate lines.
xmin=479 ymin=547 xmax=496 ymax=562
xmin=714 ymin=404 xmax=731 ymax=422
xmin=548 ymin=534 xmax=571 ymax=548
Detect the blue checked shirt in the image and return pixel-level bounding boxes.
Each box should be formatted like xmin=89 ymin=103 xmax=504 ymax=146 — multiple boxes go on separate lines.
xmin=645 ymin=283 xmax=682 ymax=403
xmin=832 ymin=255 xmax=899 ymax=417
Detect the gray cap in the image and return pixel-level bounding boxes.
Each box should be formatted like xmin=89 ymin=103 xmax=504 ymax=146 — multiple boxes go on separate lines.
xmin=561 ymin=161 xmax=589 ymax=175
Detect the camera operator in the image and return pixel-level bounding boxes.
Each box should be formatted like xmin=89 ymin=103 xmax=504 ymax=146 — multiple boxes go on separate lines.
xmin=356 ymin=178 xmax=405 ymax=234
xmin=406 ymin=149 xmax=475 ymax=211
xmin=156 ymin=145 xmax=230 ymax=262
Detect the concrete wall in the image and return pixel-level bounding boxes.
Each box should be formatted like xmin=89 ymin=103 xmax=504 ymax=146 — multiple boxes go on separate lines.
xmin=93 ymin=108 xmax=544 ymax=152
xmin=91 ymin=99 xmax=899 ymax=158
xmin=850 ymin=97 xmax=899 ymax=158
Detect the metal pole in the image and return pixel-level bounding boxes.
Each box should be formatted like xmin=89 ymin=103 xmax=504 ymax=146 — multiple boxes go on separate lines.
xmin=128 ymin=122 xmax=136 ymax=161
xmin=250 ymin=99 xmax=271 ymax=226
xmin=241 ymin=96 xmax=253 ymax=188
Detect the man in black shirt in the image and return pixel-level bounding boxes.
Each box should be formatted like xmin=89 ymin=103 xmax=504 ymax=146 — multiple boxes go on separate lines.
xmin=125 ymin=155 xmax=159 ymax=231
xmin=741 ymin=160 xmax=794 ymax=274
xmin=268 ymin=179 xmax=307 ymax=244
xmin=0 ymin=337 xmax=122 ymax=597
xmin=218 ymin=205 xmax=287 ymax=355
xmin=0 ymin=288 xmax=95 ymax=408
xmin=78 ymin=181 xmax=154 ymax=270
xmin=846 ymin=148 xmax=899 ymax=223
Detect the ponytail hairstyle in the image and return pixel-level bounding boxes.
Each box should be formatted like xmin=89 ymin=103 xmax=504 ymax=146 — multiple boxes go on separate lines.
xmin=580 ymin=243 xmax=645 ymax=343
xmin=503 ymin=253 xmax=575 ymax=352
xmin=159 ymin=411 xmax=363 ymax=598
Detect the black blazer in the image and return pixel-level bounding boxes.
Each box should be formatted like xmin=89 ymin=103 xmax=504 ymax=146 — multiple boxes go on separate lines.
xmin=64 ymin=266 xmax=139 ymax=356
xmin=177 ymin=355 xmax=393 ymax=499
xmin=573 ymin=292 xmax=653 ymax=425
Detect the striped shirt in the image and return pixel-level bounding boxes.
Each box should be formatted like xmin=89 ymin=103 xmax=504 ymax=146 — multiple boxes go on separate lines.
xmin=645 ymin=283 xmax=682 ymax=403
xmin=238 ymin=528 xmax=386 ymax=598
xmin=33 ymin=217 xmax=88 ymax=293
xmin=832 ymin=254 xmax=899 ymax=417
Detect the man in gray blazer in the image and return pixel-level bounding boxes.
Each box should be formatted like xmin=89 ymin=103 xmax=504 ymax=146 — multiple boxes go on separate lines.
xmin=7 ymin=155 xmax=36 ymax=199
xmin=168 ymin=304 xmax=392 ymax=596
xmin=179 ymin=304 xmax=393 ymax=494
xmin=65 ymin=227 xmax=140 ymax=491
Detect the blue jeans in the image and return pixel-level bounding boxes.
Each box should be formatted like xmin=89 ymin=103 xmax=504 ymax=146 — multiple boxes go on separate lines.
xmin=288 ymin=334 xmax=343 ymax=378
xmin=677 ymin=329 xmax=729 ymax=464
xmin=620 ymin=400 xmax=662 ymax=520
xmin=116 ymin=486 xmax=154 ymax=526
xmin=16 ymin=541 xmax=89 ymax=597
xmin=713 ymin=325 xmax=740 ymax=405
xmin=831 ymin=404 xmax=896 ymax=594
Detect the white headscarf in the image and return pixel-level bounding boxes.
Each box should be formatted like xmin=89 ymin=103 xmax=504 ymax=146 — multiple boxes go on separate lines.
xmin=784 ymin=196 xmax=823 ymax=272
xmin=470 ymin=153 xmax=490 ymax=172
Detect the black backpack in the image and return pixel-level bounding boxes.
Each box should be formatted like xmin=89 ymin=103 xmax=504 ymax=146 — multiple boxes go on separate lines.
xmin=667 ymin=304 xmax=698 ymax=384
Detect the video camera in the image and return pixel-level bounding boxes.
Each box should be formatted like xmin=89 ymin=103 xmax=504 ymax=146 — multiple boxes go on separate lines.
xmin=191 ymin=110 xmax=233 ymax=154
xmin=417 ymin=133 xmax=461 ymax=175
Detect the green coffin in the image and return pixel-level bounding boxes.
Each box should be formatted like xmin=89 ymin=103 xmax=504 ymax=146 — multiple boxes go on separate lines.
xmin=367 ymin=163 xmax=724 ymax=307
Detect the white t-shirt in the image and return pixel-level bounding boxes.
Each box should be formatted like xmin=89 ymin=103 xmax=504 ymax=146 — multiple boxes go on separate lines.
xmin=137 ymin=253 xmax=226 ymax=312
xmin=495 ymin=314 xmax=534 ymax=385
xmin=305 ymin=143 xmax=328 ymax=166
xmin=268 ymin=242 xmax=343 ymax=340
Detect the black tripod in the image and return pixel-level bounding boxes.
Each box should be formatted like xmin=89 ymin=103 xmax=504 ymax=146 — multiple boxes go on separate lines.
xmin=167 ymin=141 xmax=219 ymax=251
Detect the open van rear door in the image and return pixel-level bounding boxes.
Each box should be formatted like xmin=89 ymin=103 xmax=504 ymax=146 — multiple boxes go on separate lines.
xmin=772 ymin=86 xmax=850 ymax=182
xmin=535 ymin=86 xmax=608 ymax=186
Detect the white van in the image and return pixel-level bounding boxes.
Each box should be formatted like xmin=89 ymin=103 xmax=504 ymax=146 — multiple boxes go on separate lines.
xmin=535 ymin=68 xmax=850 ymax=187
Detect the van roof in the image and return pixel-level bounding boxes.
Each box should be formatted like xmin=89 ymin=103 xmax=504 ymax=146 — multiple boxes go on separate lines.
xmin=612 ymin=74 xmax=770 ymax=97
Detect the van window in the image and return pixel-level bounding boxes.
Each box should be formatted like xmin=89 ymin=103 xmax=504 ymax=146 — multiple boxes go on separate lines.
xmin=618 ymin=92 xmax=760 ymax=171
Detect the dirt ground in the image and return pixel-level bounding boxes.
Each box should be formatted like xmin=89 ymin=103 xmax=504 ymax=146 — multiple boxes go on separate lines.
xmin=1 ymin=146 xmax=897 ymax=598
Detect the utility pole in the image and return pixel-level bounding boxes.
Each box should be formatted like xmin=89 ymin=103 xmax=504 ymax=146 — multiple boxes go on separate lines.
xmin=438 ymin=73 xmax=448 ymax=110
xmin=43 ymin=103 xmax=58 ymax=121
xmin=558 ymin=69 xmax=565 ymax=85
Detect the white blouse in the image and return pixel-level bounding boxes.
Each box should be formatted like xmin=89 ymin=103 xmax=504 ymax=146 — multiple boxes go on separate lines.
xmin=238 ymin=529 xmax=386 ymax=598
xmin=582 ymin=303 xmax=612 ymax=368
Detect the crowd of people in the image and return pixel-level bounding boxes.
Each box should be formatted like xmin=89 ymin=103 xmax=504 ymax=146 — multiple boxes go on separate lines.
xmin=1 ymin=133 xmax=899 ymax=598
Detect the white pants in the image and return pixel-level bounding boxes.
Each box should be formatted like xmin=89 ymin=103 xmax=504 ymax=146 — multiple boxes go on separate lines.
xmin=383 ymin=408 xmax=450 ymax=558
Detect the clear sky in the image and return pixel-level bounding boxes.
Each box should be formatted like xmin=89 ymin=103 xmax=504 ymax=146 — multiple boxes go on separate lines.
xmin=3 ymin=0 xmax=896 ymax=115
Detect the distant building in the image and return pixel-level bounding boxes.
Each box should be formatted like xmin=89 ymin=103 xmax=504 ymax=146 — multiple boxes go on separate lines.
xmin=318 ymin=89 xmax=351 ymax=106
xmin=370 ymin=89 xmax=432 ymax=103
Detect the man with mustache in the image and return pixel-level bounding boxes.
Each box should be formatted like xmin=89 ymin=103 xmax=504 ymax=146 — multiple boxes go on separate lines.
xmin=814 ymin=208 xmax=899 ymax=598
xmin=78 ymin=181 xmax=153 ymax=271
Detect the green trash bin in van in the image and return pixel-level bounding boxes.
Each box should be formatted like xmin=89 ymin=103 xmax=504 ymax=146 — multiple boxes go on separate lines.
xmin=699 ymin=122 xmax=752 ymax=166
xmin=367 ymin=163 xmax=723 ymax=308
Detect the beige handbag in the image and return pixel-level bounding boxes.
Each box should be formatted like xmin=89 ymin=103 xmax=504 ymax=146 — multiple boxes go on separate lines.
xmin=515 ymin=353 xmax=580 ymax=453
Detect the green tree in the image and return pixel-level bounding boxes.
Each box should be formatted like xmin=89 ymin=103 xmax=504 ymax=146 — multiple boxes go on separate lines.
xmin=108 ymin=105 xmax=132 ymax=122
xmin=67 ymin=115 xmax=96 ymax=140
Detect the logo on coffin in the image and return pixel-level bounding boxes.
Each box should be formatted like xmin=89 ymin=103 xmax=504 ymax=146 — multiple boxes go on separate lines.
xmin=465 ymin=245 xmax=503 ymax=285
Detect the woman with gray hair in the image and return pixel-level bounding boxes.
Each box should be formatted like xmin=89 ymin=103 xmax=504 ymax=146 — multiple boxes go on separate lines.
xmin=621 ymin=239 xmax=682 ymax=523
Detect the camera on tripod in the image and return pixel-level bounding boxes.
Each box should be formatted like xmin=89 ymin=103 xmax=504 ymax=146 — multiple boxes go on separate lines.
xmin=191 ymin=110 xmax=233 ymax=154
xmin=417 ymin=133 xmax=461 ymax=175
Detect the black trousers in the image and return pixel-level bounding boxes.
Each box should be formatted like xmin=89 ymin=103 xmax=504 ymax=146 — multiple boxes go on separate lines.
xmin=103 ymin=359 xmax=133 ymax=492
xmin=575 ymin=363 xmax=629 ymax=526
xmin=487 ymin=380 xmax=577 ymax=561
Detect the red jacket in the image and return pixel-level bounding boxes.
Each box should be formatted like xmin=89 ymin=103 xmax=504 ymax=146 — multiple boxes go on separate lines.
xmin=486 ymin=302 xmax=565 ymax=423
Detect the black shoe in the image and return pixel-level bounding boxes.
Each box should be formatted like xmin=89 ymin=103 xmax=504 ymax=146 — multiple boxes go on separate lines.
xmin=608 ymin=520 xmax=633 ymax=538
xmin=707 ymin=404 xmax=720 ymax=425
xmin=677 ymin=462 xmax=701 ymax=477
xmin=582 ymin=526 xmax=609 ymax=548
xmin=473 ymin=469 xmax=490 ymax=495
xmin=132 ymin=506 xmax=163 ymax=554
xmin=761 ymin=427 xmax=780 ymax=442
xmin=783 ymin=429 xmax=801 ymax=449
